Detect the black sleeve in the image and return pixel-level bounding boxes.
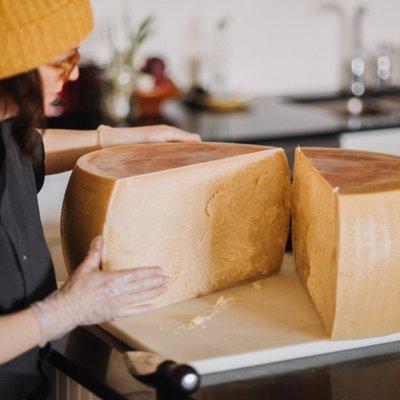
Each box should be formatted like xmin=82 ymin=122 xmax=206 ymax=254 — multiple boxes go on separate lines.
xmin=31 ymin=130 xmax=45 ymax=193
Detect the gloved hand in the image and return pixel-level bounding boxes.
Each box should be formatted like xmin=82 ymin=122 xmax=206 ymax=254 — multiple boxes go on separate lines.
xmin=31 ymin=236 xmax=168 ymax=347
xmin=97 ymin=124 xmax=201 ymax=148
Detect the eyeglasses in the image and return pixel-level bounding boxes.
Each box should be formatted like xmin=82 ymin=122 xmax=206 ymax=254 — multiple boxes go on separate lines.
xmin=48 ymin=48 xmax=80 ymax=81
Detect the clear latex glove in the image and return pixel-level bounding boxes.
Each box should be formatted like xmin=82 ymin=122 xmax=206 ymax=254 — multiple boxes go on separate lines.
xmin=97 ymin=124 xmax=201 ymax=148
xmin=31 ymin=236 xmax=168 ymax=347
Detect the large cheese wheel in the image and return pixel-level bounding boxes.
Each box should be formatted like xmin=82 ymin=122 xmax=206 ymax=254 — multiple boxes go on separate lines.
xmin=292 ymin=147 xmax=400 ymax=339
xmin=61 ymin=142 xmax=291 ymax=308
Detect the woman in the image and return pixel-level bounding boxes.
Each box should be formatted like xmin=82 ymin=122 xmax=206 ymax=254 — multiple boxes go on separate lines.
xmin=0 ymin=0 xmax=200 ymax=397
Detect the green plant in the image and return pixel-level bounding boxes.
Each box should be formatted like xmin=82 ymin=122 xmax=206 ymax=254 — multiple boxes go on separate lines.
xmin=108 ymin=14 xmax=156 ymax=68
xmin=126 ymin=15 xmax=155 ymax=66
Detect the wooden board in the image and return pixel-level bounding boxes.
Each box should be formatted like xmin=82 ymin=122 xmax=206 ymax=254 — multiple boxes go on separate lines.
xmin=101 ymin=254 xmax=400 ymax=375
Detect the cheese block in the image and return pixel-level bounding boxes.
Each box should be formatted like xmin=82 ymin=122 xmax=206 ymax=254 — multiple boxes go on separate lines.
xmin=61 ymin=142 xmax=291 ymax=308
xmin=292 ymin=147 xmax=400 ymax=339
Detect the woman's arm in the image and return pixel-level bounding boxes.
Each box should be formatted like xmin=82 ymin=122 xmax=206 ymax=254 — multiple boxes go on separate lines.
xmin=0 ymin=308 xmax=41 ymax=364
xmin=42 ymin=128 xmax=100 ymax=175
xmin=0 ymin=236 xmax=168 ymax=365
xmin=43 ymin=125 xmax=201 ymax=175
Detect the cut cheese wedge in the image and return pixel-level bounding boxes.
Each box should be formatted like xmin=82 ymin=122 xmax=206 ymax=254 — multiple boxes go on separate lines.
xmin=61 ymin=142 xmax=291 ymax=308
xmin=292 ymin=147 xmax=400 ymax=339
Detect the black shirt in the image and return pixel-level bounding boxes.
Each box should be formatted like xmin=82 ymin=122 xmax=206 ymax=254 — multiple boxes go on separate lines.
xmin=0 ymin=118 xmax=57 ymax=398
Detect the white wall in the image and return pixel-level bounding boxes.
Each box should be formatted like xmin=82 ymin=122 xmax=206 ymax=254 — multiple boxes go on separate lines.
xmin=80 ymin=0 xmax=400 ymax=96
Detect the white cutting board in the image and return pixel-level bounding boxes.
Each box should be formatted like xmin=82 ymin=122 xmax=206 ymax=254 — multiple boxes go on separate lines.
xmin=101 ymin=254 xmax=400 ymax=375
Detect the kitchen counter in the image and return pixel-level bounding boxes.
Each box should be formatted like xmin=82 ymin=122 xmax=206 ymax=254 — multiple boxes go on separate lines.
xmin=48 ymin=325 xmax=400 ymax=399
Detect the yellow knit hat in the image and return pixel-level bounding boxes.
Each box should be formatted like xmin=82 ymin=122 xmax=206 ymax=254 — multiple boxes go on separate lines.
xmin=0 ymin=0 xmax=93 ymax=79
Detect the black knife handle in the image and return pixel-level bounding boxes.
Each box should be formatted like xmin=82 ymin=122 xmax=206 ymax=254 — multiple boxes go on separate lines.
xmin=157 ymin=360 xmax=200 ymax=394
xmin=134 ymin=360 xmax=200 ymax=396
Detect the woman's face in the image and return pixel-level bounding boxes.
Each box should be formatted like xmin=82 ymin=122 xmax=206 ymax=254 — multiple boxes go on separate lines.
xmin=38 ymin=49 xmax=80 ymax=115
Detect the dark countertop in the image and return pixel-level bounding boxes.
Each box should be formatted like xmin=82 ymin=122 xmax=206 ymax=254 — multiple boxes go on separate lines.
xmin=161 ymin=97 xmax=344 ymax=142
xmin=48 ymin=92 xmax=400 ymax=142
xmin=49 ymin=326 xmax=400 ymax=399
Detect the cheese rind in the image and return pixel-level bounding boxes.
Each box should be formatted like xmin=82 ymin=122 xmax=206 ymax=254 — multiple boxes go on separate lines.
xmin=61 ymin=142 xmax=291 ymax=308
xmin=61 ymin=167 xmax=115 ymax=272
xmin=292 ymin=147 xmax=400 ymax=339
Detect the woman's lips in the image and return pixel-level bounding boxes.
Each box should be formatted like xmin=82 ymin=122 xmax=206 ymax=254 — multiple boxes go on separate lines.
xmin=50 ymin=94 xmax=61 ymax=106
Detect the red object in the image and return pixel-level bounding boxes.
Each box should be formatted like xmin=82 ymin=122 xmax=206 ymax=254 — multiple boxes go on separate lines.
xmin=141 ymin=57 xmax=166 ymax=79
xmin=133 ymin=56 xmax=179 ymax=117
xmin=132 ymin=84 xmax=179 ymax=118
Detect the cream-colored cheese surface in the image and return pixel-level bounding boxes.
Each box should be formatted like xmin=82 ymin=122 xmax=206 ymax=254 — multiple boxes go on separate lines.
xmin=292 ymin=147 xmax=400 ymax=339
xmin=62 ymin=142 xmax=291 ymax=308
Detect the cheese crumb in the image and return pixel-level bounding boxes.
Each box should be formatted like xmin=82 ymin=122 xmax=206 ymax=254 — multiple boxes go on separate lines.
xmin=159 ymin=295 xmax=237 ymax=334
xmin=252 ymin=281 xmax=262 ymax=290
xmin=190 ymin=315 xmax=208 ymax=326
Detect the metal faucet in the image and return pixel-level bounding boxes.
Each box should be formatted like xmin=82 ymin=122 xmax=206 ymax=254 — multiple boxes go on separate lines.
xmin=350 ymin=5 xmax=368 ymax=97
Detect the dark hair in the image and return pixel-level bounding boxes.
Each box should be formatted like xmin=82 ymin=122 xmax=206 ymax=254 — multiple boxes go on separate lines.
xmin=0 ymin=69 xmax=45 ymax=156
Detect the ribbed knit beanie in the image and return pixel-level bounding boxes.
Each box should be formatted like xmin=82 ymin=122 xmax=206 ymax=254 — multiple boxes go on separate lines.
xmin=0 ymin=0 xmax=93 ymax=79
